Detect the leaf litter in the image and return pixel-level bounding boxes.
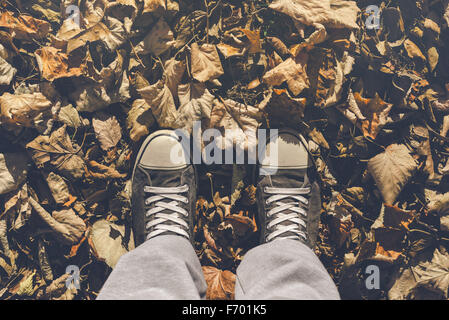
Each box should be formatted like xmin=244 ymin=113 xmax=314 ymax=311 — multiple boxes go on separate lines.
xmin=0 ymin=0 xmax=449 ymax=300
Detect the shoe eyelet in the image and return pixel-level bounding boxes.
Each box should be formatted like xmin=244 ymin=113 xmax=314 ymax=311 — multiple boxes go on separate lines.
xmin=263 ymin=187 xmax=268 ymax=192
xmin=265 ymin=200 xmax=269 ymax=205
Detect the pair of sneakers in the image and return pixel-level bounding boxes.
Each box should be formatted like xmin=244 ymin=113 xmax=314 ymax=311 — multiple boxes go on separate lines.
xmin=131 ymin=129 xmax=321 ymax=249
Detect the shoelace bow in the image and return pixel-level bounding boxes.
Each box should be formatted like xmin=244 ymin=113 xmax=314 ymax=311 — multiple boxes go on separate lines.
xmin=144 ymin=184 xmax=189 ymax=240
xmin=264 ymin=186 xmax=311 ymax=242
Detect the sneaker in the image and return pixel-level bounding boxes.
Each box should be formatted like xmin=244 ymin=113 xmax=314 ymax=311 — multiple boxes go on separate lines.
xmin=256 ymin=129 xmax=321 ymax=248
xmin=131 ymin=130 xmax=196 ymax=246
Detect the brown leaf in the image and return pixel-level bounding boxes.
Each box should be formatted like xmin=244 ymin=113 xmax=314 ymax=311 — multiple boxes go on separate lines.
xmin=0 ymin=11 xmax=50 ymax=40
xmin=216 ymin=43 xmax=244 ymax=58
xmin=262 ymin=52 xmax=309 ymax=96
xmin=35 ymin=47 xmax=84 ymax=81
xmin=202 ymin=266 xmax=235 ymax=300
xmin=240 ymin=29 xmax=263 ymax=54
xmin=0 ymin=92 xmax=53 ymax=128
xmin=89 ymin=220 xmax=134 ymax=268
xmin=0 ymin=153 xmax=28 ymax=195
xmin=86 ymin=160 xmax=126 ymax=179
xmin=138 ymin=80 xmax=178 ymax=128
xmin=191 ymin=43 xmax=224 ymax=82
xmin=367 ymin=144 xmax=417 ymax=205
xmin=135 ymin=18 xmax=175 ymax=56
xmin=269 ymin=0 xmax=360 ymax=29
xmin=26 ymin=125 xmax=85 ymax=179
xmin=92 ymin=113 xmax=122 ymax=151
xmin=210 ymin=98 xmax=262 ymax=151
xmin=175 ymin=82 xmax=214 ymax=133
xmin=127 ymin=99 xmax=155 ymax=142
xmin=383 ymin=204 xmax=415 ymax=230
xmin=353 ymin=92 xmax=394 ymax=140
xmin=29 ymin=197 xmax=86 ymax=245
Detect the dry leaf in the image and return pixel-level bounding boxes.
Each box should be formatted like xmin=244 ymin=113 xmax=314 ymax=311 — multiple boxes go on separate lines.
xmin=26 ymin=125 xmax=85 ymax=179
xmin=216 ymin=43 xmax=244 ymax=58
xmin=89 ymin=220 xmax=134 ymax=268
xmin=262 ymin=51 xmax=309 ymax=96
xmin=353 ymin=92 xmax=394 ymax=139
xmin=0 ymin=153 xmax=28 ymax=195
xmin=269 ymin=0 xmax=360 ymax=29
xmin=92 ymin=113 xmax=122 ymax=151
xmin=86 ymin=160 xmax=127 ymax=179
xmin=135 ymin=18 xmax=175 ymax=56
xmin=210 ymin=99 xmax=262 ymax=151
xmin=138 ymin=80 xmax=178 ymax=128
xmin=35 ymin=47 xmax=83 ymax=81
xmin=417 ymin=249 xmax=449 ymax=298
xmin=163 ymin=58 xmax=186 ymax=99
xmin=44 ymin=172 xmax=70 ymax=205
xmin=367 ymin=144 xmax=417 ymax=205
xmin=240 ymin=29 xmax=263 ymax=54
xmin=0 ymin=92 xmax=53 ymax=128
xmin=0 ymin=56 xmax=16 ymax=86
xmin=29 ymin=197 xmax=86 ymax=245
xmin=202 ymin=266 xmax=235 ymax=300
xmin=191 ymin=43 xmax=224 ymax=83
xmin=127 ymin=99 xmax=155 ymax=142
xmin=176 ymin=82 xmax=214 ymax=132
xmin=0 ymin=11 xmax=50 ymax=40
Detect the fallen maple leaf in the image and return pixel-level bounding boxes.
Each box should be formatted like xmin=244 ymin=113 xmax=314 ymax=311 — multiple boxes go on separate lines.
xmin=191 ymin=43 xmax=224 ymax=83
xmin=367 ymin=144 xmax=417 ymax=205
xmin=202 ymin=266 xmax=236 ymax=300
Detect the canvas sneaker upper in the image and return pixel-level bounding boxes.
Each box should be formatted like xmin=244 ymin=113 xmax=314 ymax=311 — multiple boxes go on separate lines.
xmin=257 ymin=129 xmax=321 ymax=248
xmin=131 ymin=130 xmax=196 ymax=247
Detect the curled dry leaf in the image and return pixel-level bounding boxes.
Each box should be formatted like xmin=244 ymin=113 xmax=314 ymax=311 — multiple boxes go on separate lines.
xmin=86 ymin=160 xmax=127 ymax=179
xmin=210 ymin=99 xmax=262 ymax=151
xmin=67 ymin=18 xmax=126 ymax=54
xmin=163 ymin=58 xmax=186 ymax=99
xmin=367 ymin=144 xmax=417 ymax=205
xmin=217 ymin=43 xmax=244 ymax=58
xmin=89 ymin=220 xmax=134 ymax=268
xmin=0 ymin=56 xmax=16 ymax=86
xmin=138 ymin=80 xmax=178 ymax=128
xmin=127 ymin=99 xmax=155 ymax=142
xmin=175 ymin=82 xmax=214 ymax=133
xmin=36 ymin=273 xmax=76 ymax=300
xmin=269 ymin=0 xmax=360 ymax=29
xmin=26 ymin=125 xmax=85 ymax=179
xmin=43 ymin=172 xmax=70 ymax=205
xmin=202 ymin=266 xmax=235 ymax=300
xmin=135 ymin=18 xmax=175 ymax=56
xmin=29 ymin=197 xmax=86 ymax=245
xmin=191 ymin=43 xmax=224 ymax=83
xmin=58 ymin=104 xmax=82 ymax=129
xmin=0 ymin=92 xmax=53 ymax=128
xmin=240 ymin=29 xmax=263 ymax=54
xmin=92 ymin=112 xmax=122 ymax=151
xmin=262 ymin=51 xmax=309 ymax=96
xmin=0 ymin=153 xmax=28 ymax=195
xmin=35 ymin=46 xmax=84 ymax=81
xmin=0 ymin=11 xmax=51 ymax=40
xmin=352 ymin=92 xmax=394 ymax=139
xmin=417 ymin=249 xmax=449 ymax=298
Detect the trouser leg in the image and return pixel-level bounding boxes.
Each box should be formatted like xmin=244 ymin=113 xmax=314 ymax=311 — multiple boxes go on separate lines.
xmin=97 ymin=235 xmax=207 ymax=300
xmin=235 ymin=239 xmax=340 ymax=300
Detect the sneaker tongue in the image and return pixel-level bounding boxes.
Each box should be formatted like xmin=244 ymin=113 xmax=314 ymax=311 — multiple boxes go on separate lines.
xmin=148 ymin=170 xmax=183 ymax=188
xmin=268 ymin=168 xmax=310 ymax=189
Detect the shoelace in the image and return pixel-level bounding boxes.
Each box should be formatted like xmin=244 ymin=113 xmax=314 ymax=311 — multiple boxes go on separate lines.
xmin=264 ymin=186 xmax=311 ymax=242
xmin=144 ymin=185 xmax=189 ymax=240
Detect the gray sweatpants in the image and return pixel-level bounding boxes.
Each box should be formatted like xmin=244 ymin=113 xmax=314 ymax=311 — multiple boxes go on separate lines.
xmin=97 ymin=235 xmax=340 ymax=300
